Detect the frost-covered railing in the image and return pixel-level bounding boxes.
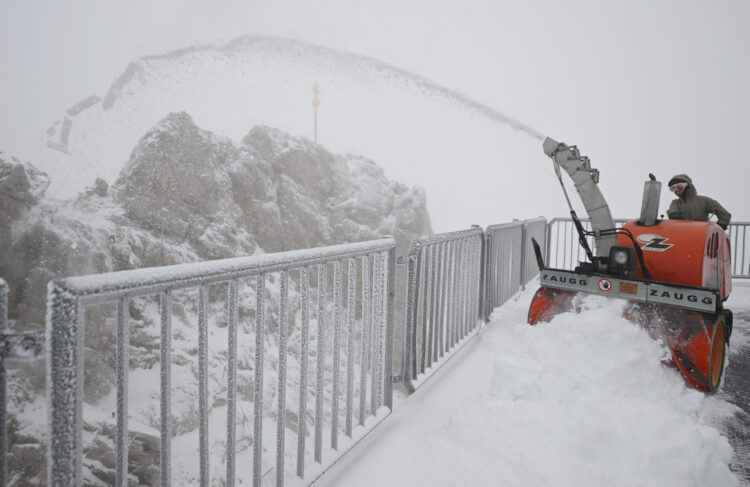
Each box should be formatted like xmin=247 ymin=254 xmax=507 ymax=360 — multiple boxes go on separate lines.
xmin=46 ymin=238 xmax=396 ymax=487
xmin=483 ymin=219 xmax=548 ymax=321
xmin=521 ymin=218 xmax=548 ymax=287
xmin=545 ymin=218 xmax=628 ymax=270
xmin=400 ymin=227 xmax=484 ymax=391
xmin=728 ymin=223 xmax=750 ymax=278
xmin=0 ymin=278 xmax=7 ymax=487
xmin=547 ymin=218 xmax=750 ymax=278
xmin=0 ymin=278 xmax=45 ymax=487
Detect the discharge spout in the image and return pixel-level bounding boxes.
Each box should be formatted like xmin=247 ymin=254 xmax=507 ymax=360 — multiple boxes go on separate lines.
xmin=543 ymin=137 xmax=617 ymax=257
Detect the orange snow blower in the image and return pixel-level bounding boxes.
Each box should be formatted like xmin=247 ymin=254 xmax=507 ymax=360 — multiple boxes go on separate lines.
xmin=527 ymin=139 xmax=733 ymax=392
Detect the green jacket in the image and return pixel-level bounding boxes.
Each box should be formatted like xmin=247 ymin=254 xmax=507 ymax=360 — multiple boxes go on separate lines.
xmin=667 ymin=173 xmax=731 ymax=229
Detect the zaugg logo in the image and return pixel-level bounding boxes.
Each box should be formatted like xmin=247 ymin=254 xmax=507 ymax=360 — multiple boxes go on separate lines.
xmin=649 ymin=289 xmax=713 ymax=305
xmin=543 ymin=273 xmax=587 ymax=286
xmin=637 ymin=234 xmax=674 ymax=252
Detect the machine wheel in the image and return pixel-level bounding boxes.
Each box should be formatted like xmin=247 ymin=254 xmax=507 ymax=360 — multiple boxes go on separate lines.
xmin=664 ymin=310 xmax=726 ymax=393
xmin=708 ymin=316 xmax=726 ymax=392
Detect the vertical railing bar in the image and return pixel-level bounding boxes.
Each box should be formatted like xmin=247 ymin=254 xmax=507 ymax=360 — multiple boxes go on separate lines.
xmin=276 ymin=270 xmax=289 ymax=487
xmin=384 ymin=247 xmax=396 ymax=409
xmin=253 ymin=274 xmax=266 ymax=487
xmin=375 ymin=252 xmax=386 ymax=409
xmin=432 ymin=244 xmax=441 ymax=363
xmin=402 ymin=250 xmax=418 ymax=385
xmin=460 ymin=239 xmax=469 ymax=339
xmin=358 ymin=257 xmax=370 ymax=426
xmin=445 ymin=241 xmax=458 ymax=352
xmin=115 ymin=296 xmax=129 ymax=487
xmin=226 ymin=279 xmax=238 ymax=487
xmin=48 ymin=282 xmax=83 ymax=486
xmin=419 ymin=246 xmax=432 ymax=374
xmin=314 ymin=264 xmax=327 ymax=463
xmin=438 ymin=242 xmax=448 ymax=358
xmin=737 ymin=226 xmax=742 ymax=275
xmin=495 ymin=233 xmax=502 ymax=305
xmin=160 ymin=290 xmax=172 ymax=487
xmin=456 ymin=239 xmax=465 ymax=340
xmin=469 ymin=236 xmax=476 ymax=328
xmin=345 ymin=259 xmax=356 ymax=437
xmin=446 ymin=239 xmax=453 ymax=348
xmin=297 ymin=267 xmax=310 ymax=478
xmin=472 ymin=236 xmax=479 ymax=328
xmin=331 ymin=261 xmax=342 ymax=450
xmin=483 ymin=233 xmax=491 ymax=317
xmin=0 ymin=279 xmax=7 ymax=487
xmin=429 ymin=244 xmax=440 ymax=365
xmin=445 ymin=241 xmax=455 ymax=350
xmin=456 ymin=239 xmax=465 ymax=342
xmin=450 ymin=240 xmax=460 ymax=347
xmin=470 ymin=237 xmax=487 ymax=331
xmin=495 ymin=233 xmax=502 ymax=306
xmin=379 ymin=251 xmax=387 ymax=408
xmin=744 ymin=225 xmax=748 ymax=276
xmin=563 ymin=222 xmax=569 ymax=269
xmin=410 ymin=252 xmax=419 ymax=383
xmin=198 ymin=285 xmax=209 ymax=487
xmin=412 ymin=249 xmax=424 ymax=378
xmin=459 ymin=238 xmax=467 ymax=339
xmin=370 ymin=253 xmax=381 ymax=413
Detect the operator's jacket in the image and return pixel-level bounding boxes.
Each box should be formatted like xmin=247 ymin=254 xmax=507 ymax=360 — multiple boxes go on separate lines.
xmin=667 ymin=173 xmax=731 ymax=230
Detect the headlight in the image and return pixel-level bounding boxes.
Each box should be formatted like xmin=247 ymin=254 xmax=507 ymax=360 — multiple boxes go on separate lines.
xmin=613 ymin=250 xmax=629 ymax=265
xmin=607 ymin=246 xmax=637 ymax=275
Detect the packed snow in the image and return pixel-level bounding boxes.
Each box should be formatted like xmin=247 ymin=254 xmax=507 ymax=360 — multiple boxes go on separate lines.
xmin=318 ymin=281 xmax=750 ymax=487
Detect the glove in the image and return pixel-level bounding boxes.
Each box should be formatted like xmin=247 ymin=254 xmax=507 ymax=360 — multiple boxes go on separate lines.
xmin=719 ymin=223 xmax=728 ymax=231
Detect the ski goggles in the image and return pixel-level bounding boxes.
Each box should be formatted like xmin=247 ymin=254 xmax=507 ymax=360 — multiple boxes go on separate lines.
xmin=669 ymin=182 xmax=688 ymax=193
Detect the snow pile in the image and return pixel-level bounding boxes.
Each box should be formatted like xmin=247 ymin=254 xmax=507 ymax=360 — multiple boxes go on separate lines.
xmin=321 ymin=290 xmax=741 ymax=487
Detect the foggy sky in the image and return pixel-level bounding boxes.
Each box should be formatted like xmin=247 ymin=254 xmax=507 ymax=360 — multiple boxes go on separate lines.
xmin=2 ymin=0 xmax=748 ymax=223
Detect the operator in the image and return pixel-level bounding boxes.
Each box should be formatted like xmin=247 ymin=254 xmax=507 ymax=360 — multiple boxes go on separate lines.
xmin=666 ymin=174 xmax=731 ymax=230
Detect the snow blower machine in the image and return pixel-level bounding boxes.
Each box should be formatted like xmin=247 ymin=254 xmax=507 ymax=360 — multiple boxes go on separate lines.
xmin=527 ymin=138 xmax=733 ymax=392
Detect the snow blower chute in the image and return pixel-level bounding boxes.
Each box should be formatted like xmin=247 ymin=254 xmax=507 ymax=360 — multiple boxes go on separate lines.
xmin=527 ymin=138 xmax=733 ymax=392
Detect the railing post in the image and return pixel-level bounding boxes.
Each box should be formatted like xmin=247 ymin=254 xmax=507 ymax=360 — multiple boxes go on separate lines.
xmin=47 ymin=280 xmax=83 ymax=486
xmin=0 ymin=278 xmax=7 ymax=487
xmin=400 ymin=243 xmax=420 ymax=391
xmin=520 ymin=222 xmax=529 ymax=291
xmin=385 ymin=246 xmax=396 ymax=409
xmin=473 ymin=226 xmax=487 ymax=323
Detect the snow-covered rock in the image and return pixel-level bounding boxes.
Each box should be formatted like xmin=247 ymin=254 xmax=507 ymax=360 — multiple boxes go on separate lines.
xmin=1 ymin=111 xmax=431 ymax=485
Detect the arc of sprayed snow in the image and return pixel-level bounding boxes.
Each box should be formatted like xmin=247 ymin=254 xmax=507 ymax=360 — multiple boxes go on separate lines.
xmin=215 ymin=35 xmax=546 ymax=141
xmin=48 ymin=34 xmax=546 ymax=155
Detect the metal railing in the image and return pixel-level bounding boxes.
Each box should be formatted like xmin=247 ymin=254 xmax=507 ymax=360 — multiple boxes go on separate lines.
xmin=522 ymin=218 xmax=548 ymax=286
xmin=45 ymin=238 xmax=396 ymax=487
xmin=0 ymin=279 xmax=6 ymax=487
xmin=400 ymin=227 xmax=484 ymax=391
xmin=0 ymin=279 xmax=45 ymax=487
xmin=546 ymin=218 xmax=750 ymax=278
xmin=3 ymin=218 xmax=553 ymax=486
xmin=728 ymin=223 xmax=750 ymax=278
xmin=483 ymin=219 xmax=548 ymax=321
xmin=545 ymin=218 xmax=628 ymax=270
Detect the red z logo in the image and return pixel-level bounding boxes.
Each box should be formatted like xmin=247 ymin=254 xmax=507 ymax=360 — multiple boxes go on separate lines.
xmin=636 ymin=234 xmax=674 ymax=252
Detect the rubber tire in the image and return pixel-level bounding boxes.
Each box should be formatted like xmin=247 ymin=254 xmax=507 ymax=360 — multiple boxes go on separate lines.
xmin=708 ymin=317 xmax=726 ymax=392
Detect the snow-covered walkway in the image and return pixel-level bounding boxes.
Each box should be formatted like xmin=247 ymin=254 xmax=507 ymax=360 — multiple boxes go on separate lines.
xmin=317 ymin=281 xmax=750 ymax=487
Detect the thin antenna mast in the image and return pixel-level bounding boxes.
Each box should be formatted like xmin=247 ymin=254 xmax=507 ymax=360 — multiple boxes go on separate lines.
xmin=312 ymin=82 xmax=320 ymax=143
